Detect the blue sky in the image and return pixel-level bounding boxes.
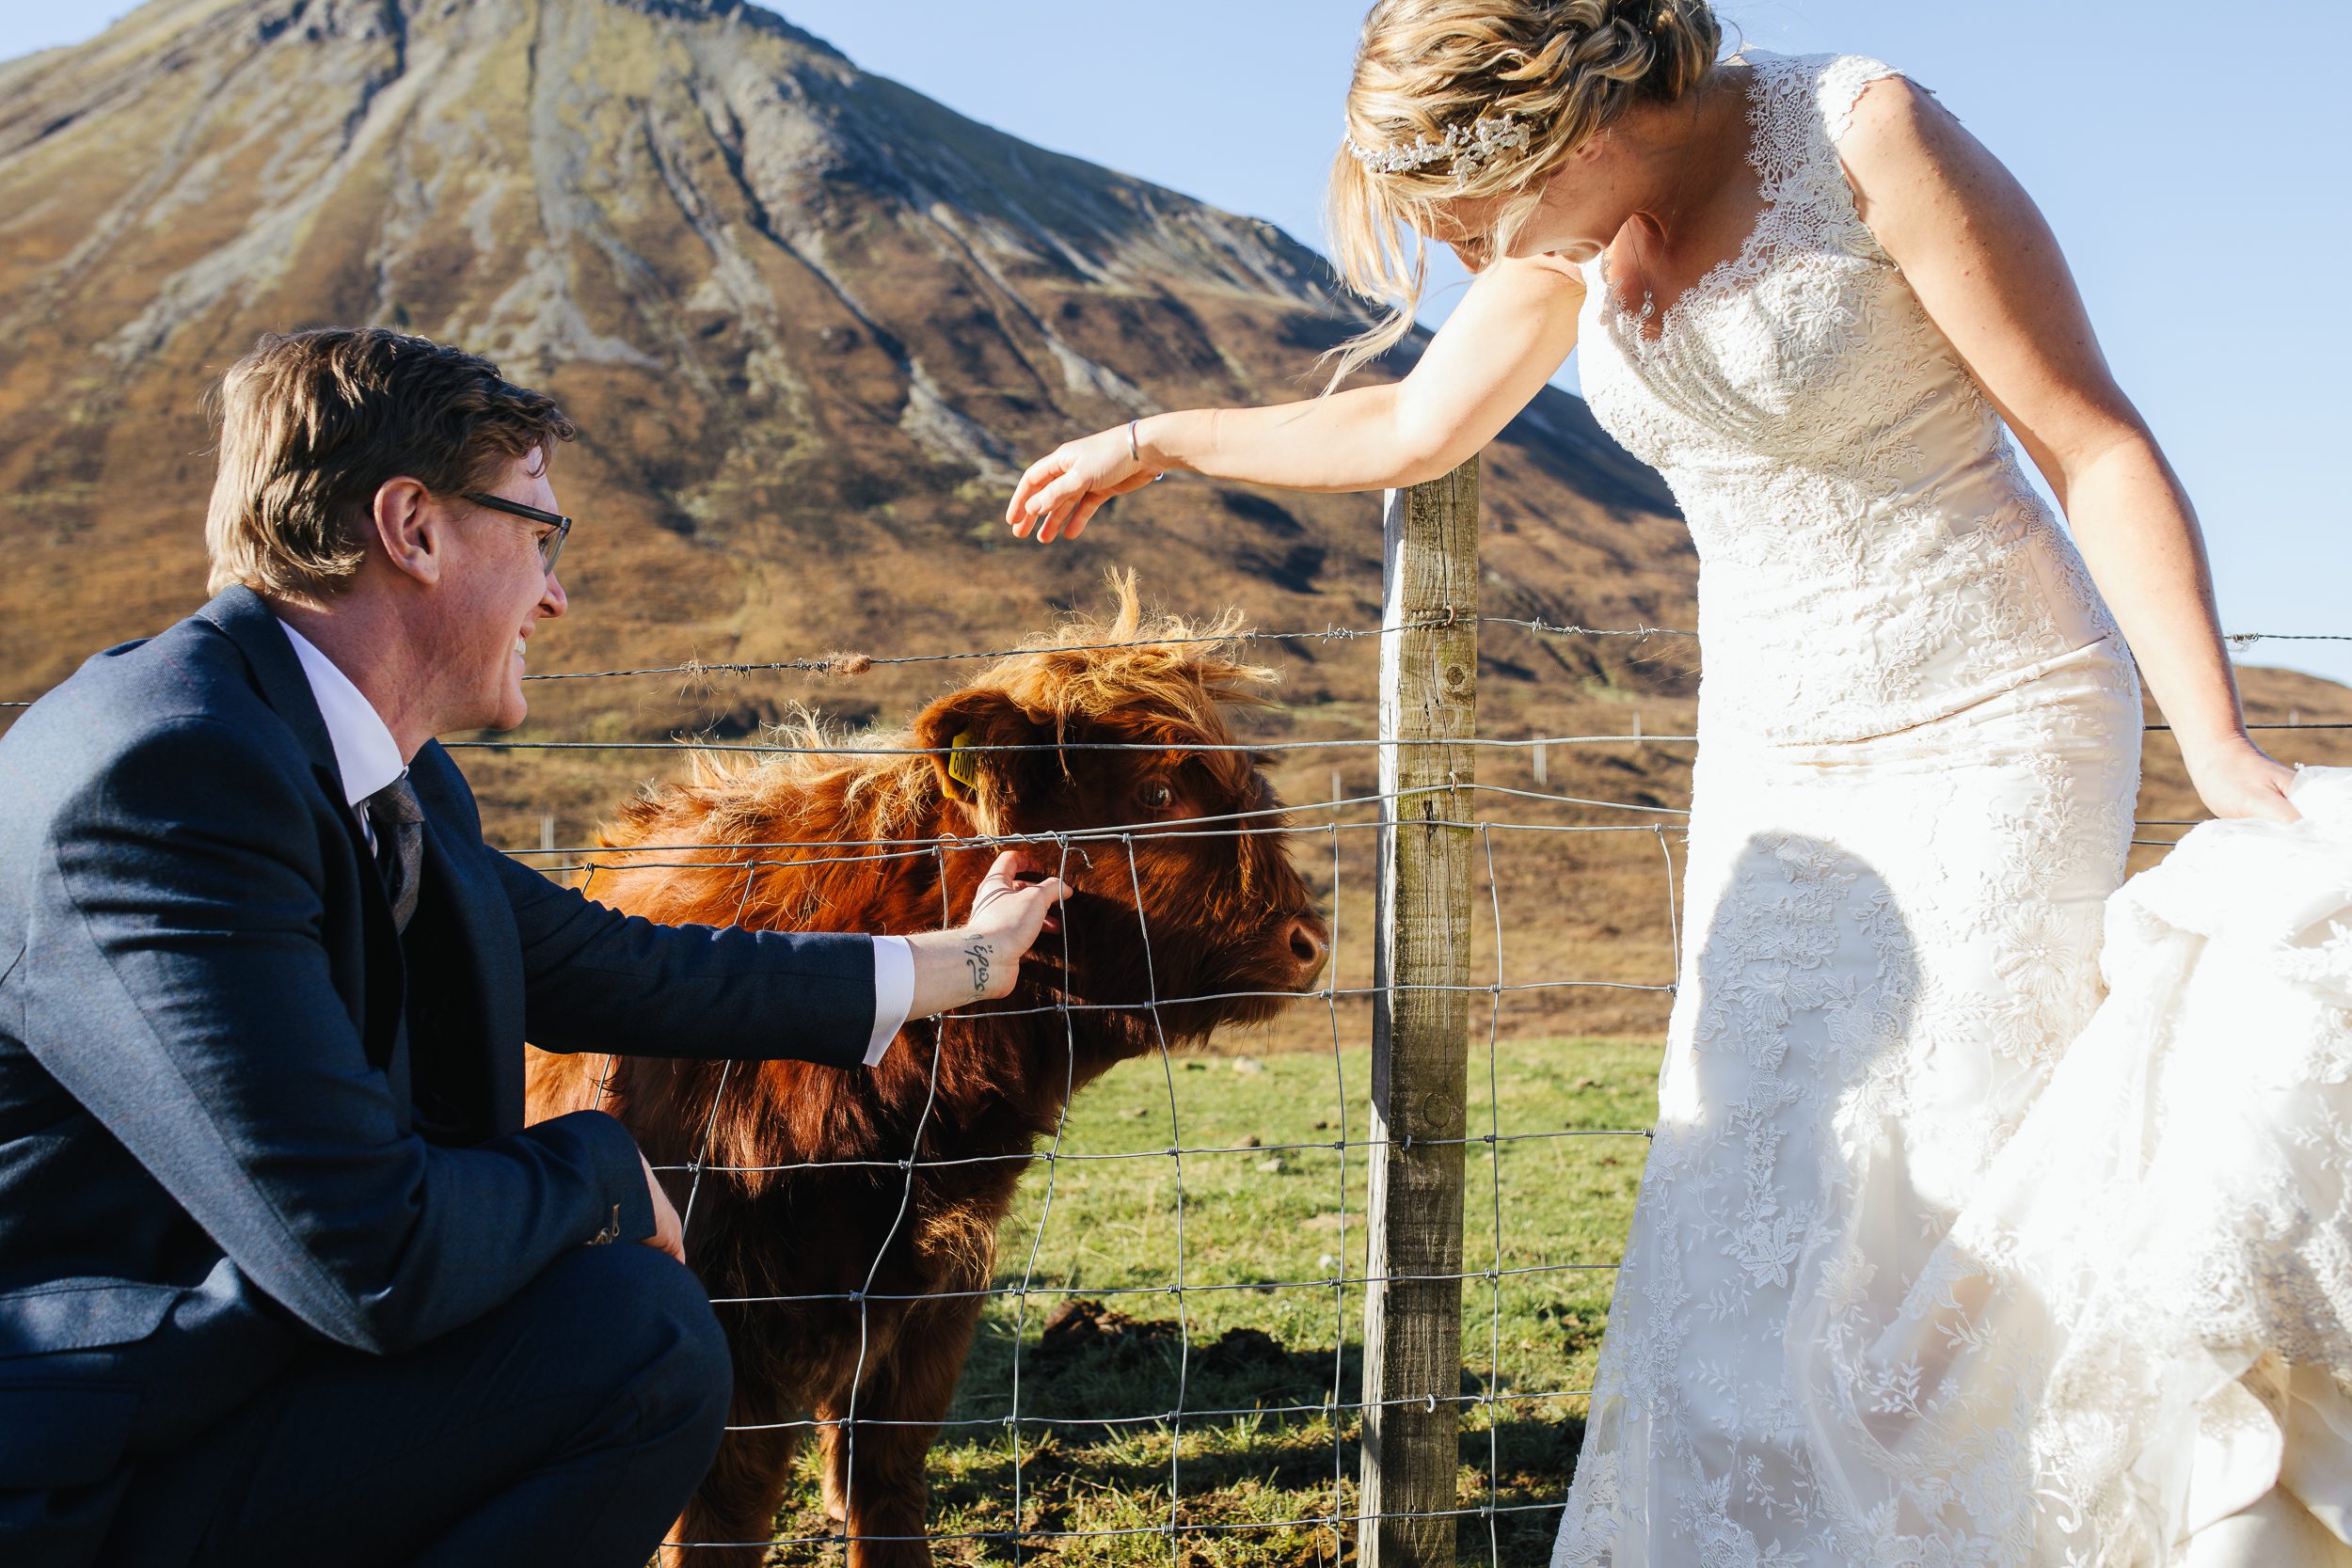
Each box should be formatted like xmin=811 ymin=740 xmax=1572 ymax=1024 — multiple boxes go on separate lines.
xmin=6 ymin=0 xmax=2345 ymax=688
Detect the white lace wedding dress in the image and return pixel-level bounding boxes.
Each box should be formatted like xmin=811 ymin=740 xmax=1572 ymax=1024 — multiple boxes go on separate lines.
xmin=1548 ymin=49 xmax=2352 ymax=1568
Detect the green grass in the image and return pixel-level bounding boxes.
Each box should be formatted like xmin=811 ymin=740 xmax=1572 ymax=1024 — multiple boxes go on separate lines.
xmin=769 ymin=1037 xmax=1660 ymax=1565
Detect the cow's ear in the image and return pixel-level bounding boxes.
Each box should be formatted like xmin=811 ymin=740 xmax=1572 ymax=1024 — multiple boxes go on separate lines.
xmin=911 ymin=688 xmax=1052 ymax=831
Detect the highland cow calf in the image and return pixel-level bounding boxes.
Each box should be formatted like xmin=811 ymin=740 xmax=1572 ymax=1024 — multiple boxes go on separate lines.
xmin=526 ymin=585 xmax=1328 ymax=1567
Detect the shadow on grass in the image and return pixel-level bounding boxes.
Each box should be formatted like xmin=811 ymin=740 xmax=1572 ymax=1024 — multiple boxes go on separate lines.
xmin=968 ymin=1296 xmax=1363 ymax=1428
xmin=778 ymin=1299 xmax=1585 ymax=1564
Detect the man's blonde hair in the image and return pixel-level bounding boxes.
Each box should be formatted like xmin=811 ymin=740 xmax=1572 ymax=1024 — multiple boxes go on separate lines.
xmin=204 ymin=328 xmax=578 ymax=597
xmin=1321 ymin=0 xmax=1723 ymax=390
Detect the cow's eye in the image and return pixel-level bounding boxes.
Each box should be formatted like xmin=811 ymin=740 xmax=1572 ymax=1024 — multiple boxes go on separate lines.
xmin=1142 ymin=783 xmax=1173 ymax=813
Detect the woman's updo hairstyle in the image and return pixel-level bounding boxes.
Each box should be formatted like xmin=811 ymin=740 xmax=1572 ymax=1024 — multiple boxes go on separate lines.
xmin=1321 ymin=0 xmax=1724 ymax=390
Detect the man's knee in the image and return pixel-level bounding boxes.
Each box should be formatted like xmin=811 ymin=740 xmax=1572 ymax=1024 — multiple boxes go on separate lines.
xmin=520 ymin=1246 xmax=733 ymax=1438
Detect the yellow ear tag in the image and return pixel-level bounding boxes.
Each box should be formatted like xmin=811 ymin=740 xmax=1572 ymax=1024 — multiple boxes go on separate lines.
xmin=946 ymin=730 xmax=981 ymax=798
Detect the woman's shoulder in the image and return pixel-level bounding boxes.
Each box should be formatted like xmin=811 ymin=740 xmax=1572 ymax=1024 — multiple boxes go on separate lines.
xmin=1737 ymin=49 xmax=1923 ymax=143
xmin=1817 ymin=54 xmax=1928 ymax=144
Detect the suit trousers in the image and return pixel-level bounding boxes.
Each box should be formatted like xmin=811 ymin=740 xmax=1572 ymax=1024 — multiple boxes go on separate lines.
xmin=95 ymin=1243 xmax=731 ymax=1568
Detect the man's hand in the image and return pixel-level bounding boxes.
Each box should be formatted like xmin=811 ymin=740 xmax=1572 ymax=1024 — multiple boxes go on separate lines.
xmin=639 ymin=1149 xmax=685 ymax=1263
xmin=903 ymin=850 xmax=1071 ymax=1017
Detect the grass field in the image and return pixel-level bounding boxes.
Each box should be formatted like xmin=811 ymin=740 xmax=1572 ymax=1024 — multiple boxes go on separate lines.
xmin=763 ymin=1036 xmax=1661 ymax=1565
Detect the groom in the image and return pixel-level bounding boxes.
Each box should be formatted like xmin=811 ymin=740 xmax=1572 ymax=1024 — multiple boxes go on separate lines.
xmin=0 ymin=327 xmax=1064 ymax=1568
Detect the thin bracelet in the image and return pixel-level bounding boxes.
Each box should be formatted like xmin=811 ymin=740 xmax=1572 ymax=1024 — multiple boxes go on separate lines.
xmin=1128 ymin=418 xmax=1164 ymax=482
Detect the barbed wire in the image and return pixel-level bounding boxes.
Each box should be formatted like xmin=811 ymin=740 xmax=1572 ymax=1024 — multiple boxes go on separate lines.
xmin=2225 ymin=633 xmax=2352 ymax=645
xmin=549 ymin=739 xmax=2244 ymax=1554
xmin=495 ymin=784 xmax=2280 ymax=881
xmin=600 ymin=798 xmax=1641 ymax=1560
xmin=724 ymin=1382 xmax=1594 ymax=1435
xmin=447 ymin=734 xmax=1704 ymax=756
xmin=507 ymin=613 xmax=1695 ymax=685
xmin=8 ymin=623 xmax=2347 ymax=711
xmin=428 ymin=622 xmax=2352 ymax=685
xmin=437 ymin=715 xmax=2349 ymax=765
xmin=644 ymin=1122 xmax=1649 ymax=1179
xmin=8 ymin=602 xmax=2341 ymax=1560
xmin=566 ymin=653 xmax=2341 ymax=1560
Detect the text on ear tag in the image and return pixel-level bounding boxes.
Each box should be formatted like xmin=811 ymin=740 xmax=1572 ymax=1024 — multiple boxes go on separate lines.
xmin=946 ymin=730 xmax=982 ymax=798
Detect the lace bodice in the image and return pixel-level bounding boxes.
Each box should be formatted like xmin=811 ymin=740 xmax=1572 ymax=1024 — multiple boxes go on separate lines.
xmin=1576 ymin=51 xmax=2120 ymax=744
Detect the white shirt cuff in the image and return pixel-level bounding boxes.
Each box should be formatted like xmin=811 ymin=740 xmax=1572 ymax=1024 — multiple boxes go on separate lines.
xmin=866 ymin=935 xmax=914 ymax=1067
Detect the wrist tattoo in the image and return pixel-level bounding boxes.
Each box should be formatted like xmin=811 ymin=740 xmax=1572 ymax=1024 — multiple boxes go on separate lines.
xmin=962 ymin=941 xmax=993 ymax=994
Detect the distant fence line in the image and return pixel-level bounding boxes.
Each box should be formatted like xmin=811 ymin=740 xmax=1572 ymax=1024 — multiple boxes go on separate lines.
xmin=5 ymin=623 xmax=2346 ymax=709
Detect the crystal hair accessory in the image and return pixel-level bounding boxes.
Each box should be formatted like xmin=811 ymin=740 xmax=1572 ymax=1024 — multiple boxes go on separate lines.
xmin=1345 ymin=112 xmax=1534 ymax=179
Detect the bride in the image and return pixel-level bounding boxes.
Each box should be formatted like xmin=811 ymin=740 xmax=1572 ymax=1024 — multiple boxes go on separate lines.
xmin=1002 ymin=2 xmax=2346 ymax=1563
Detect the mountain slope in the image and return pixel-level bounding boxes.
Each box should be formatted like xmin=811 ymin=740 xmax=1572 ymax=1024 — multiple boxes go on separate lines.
xmin=6 ymin=0 xmax=2343 ymax=1052
xmin=0 ymin=0 xmax=1686 ymax=702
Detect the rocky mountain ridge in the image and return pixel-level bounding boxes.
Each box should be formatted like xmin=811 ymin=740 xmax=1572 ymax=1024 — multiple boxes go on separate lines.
xmin=0 ymin=0 xmax=1686 ymax=708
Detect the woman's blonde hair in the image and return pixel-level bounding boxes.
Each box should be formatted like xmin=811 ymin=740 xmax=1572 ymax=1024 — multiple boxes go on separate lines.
xmin=1321 ymin=0 xmax=1723 ymax=390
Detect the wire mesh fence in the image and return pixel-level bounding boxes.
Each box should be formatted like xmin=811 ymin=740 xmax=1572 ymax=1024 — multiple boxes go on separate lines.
xmin=3 ymin=535 xmax=2346 ymax=1565
xmin=485 ymin=605 xmax=2342 ymax=1566
xmin=530 ymin=807 xmax=1668 ymax=1561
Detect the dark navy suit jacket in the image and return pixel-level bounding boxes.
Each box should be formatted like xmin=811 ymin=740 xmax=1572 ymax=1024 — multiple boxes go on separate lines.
xmin=0 ymin=586 xmax=878 ymax=1564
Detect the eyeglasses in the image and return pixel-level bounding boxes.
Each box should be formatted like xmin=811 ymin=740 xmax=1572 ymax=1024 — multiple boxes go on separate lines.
xmin=463 ymin=491 xmax=571 ymax=575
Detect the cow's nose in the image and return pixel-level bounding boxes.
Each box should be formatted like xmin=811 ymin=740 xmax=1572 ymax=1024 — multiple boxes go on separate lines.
xmin=1283 ymin=916 xmax=1328 ymax=978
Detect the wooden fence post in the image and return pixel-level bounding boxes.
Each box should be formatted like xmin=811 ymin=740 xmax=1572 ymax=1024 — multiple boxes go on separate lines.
xmin=1360 ymin=457 xmax=1480 ymax=1568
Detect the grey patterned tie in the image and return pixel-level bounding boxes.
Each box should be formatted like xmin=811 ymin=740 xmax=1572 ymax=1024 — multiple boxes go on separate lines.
xmin=363 ymin=776 xmax=424 ymax=934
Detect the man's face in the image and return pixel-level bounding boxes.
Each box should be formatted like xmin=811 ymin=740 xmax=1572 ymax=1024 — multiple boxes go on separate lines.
xmin=440 ymin=450 xmax=566 ymax=733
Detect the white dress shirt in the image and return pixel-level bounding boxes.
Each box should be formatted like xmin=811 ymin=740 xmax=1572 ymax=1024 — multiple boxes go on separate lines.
xmin=278 ymin=617 xmax=405 ymax=835
xmin=274 ymin=618 xmax=910 ymax=1065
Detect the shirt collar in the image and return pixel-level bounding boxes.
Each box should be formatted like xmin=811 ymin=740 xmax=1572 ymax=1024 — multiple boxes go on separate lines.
xmin=274 ymin=617 xmax=406 ymax=810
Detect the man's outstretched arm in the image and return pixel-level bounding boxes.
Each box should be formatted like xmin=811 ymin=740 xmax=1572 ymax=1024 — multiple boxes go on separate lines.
xmin=485 ymin=788 xmax=1066 ymax=1064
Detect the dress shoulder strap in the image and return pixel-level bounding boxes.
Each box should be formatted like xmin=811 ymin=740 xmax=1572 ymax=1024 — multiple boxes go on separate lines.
xmin=1816 ymin=54 xmax=1908 ymax=147
xmin=1753 ymin=53 xmax=1914 ymax=264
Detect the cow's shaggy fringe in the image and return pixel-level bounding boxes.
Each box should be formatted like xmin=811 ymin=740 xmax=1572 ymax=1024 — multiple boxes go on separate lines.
xmin=657 ymin=568 xmax=1271 ymax=840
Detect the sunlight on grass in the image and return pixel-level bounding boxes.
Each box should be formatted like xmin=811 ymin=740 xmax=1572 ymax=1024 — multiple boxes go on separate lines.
xmin=767 ymin=1036 xmax=1660 ymax=1564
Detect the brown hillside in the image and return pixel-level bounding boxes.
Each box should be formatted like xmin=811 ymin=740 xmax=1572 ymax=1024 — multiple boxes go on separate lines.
xmin=2 ymin=0 xmax=2342 ymax=1047
xmin=0 ymin=0 xmax=1682 ymax=697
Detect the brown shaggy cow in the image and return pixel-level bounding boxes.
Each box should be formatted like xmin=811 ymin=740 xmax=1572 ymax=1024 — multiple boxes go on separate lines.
xmin=525 ymin=581 xmax=1328 ymax=1566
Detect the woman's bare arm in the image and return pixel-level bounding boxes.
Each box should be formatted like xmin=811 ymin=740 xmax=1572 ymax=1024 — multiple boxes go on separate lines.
xmin=1838 ymin=74 xmax=2296 ymax=822
xmin=1006 ymin=252 xmax=1584 ymax=541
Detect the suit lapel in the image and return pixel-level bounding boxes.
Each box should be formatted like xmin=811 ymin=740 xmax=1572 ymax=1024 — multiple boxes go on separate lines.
xmin=197 ymin=586 xmax=408 ymax=1077
xmin=195 ymin=587 xmax=518 ymax=1139
xmin=193 ymin=586 xmax=342 ymax=788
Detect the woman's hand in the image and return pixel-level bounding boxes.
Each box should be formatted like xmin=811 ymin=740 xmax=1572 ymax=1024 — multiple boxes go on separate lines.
xmin=2183 ymin=733 xmax=2301 ymax=823
xmin=903 ymin=850 xmax=1071 ymax=1013
xmin=1007 ymin=423 xmax=1160 ymax=544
